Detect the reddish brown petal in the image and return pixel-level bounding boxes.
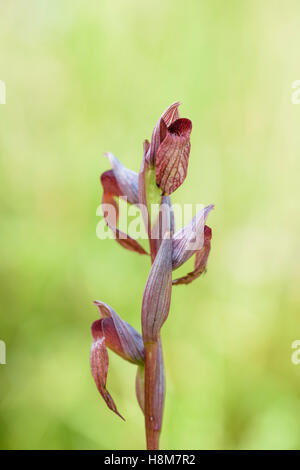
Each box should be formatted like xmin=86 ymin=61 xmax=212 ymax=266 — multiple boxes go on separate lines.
xmin=115 ymin=231 xmax=148 ymax=254
xmin=101 ymin=170 xmax=122 ymax=197
xmin=91 ymin=303 xmax=145 ymax=419
xmin=172 ymin=204 xmax=213 ymax=270
xmin=94 ymin=301 xmax=145 ymax=365
xmin=100 ymin=154 xmax=148 ymax=255
xmin=194 ymin=225 xmax=212 ymax=270
xmin=90 ymin=320 xmax=124 ymax=420
xmin=101 ymin=188 xmax=148 ymax=256
xmin=173 ymin=225 xmax=212 ymax=285
xmin=105 ymin=153 xmax=139 ymax=204
xmin=155 ymin=118 xmax=192 ymax=195
xmin=102 ymin=317 xmax=129 ymax=361
xmin=162 ymin=102 xmax=180 ymax=126
xmin=147 ymin=102 xmax=181 ymax=165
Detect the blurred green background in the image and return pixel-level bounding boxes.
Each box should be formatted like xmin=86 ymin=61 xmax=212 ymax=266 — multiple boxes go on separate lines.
xmin=1 ymin=0 xmax=300 ymax=450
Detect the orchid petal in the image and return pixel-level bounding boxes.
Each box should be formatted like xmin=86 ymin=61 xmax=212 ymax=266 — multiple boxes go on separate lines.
xmin=100 ymin=167 xmax=148 ymax=255
xmin=90 ymin=320 xmax=124 ymax=420
xmin=94 ymin=301 xmax=144 ymax=364
xmin=155 ymin=118 xmax=192 ymax=195
xmin=105 ymin=153 xmax=139 ymax=204
xmin=100 ymin=169 xmax=123 ymax=197
xmin=173 ymin=225 xmax=212 ymax=285
xmin=161 ymin=102 xmax=180 ymax=127
xmin=172 ymin=204 xmax=214 ymax=270
xmin=147 ymin=102 xmax=181 ymax=165
xmin=91 ymin=302 xmax=145 ymax=419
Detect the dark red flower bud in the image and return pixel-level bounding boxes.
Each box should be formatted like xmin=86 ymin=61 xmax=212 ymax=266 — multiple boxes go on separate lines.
xmin=145 ymin=102 xmax=192 ymax=195
xmin=155 ymin=118 xmax=192 ymax=195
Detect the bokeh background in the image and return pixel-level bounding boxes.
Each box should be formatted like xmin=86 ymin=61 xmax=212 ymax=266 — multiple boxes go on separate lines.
xmin=1 ymin=0 xmax=300 ymax=450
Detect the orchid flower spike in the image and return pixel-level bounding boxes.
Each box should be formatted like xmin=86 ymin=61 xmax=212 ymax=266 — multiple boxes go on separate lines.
xmin=91 ymin=102 xmax=214 ymax=450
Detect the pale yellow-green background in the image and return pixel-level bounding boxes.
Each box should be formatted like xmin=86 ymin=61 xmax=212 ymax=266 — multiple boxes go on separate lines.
xmin=0 ymin=0 xmax=300 ymax=450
